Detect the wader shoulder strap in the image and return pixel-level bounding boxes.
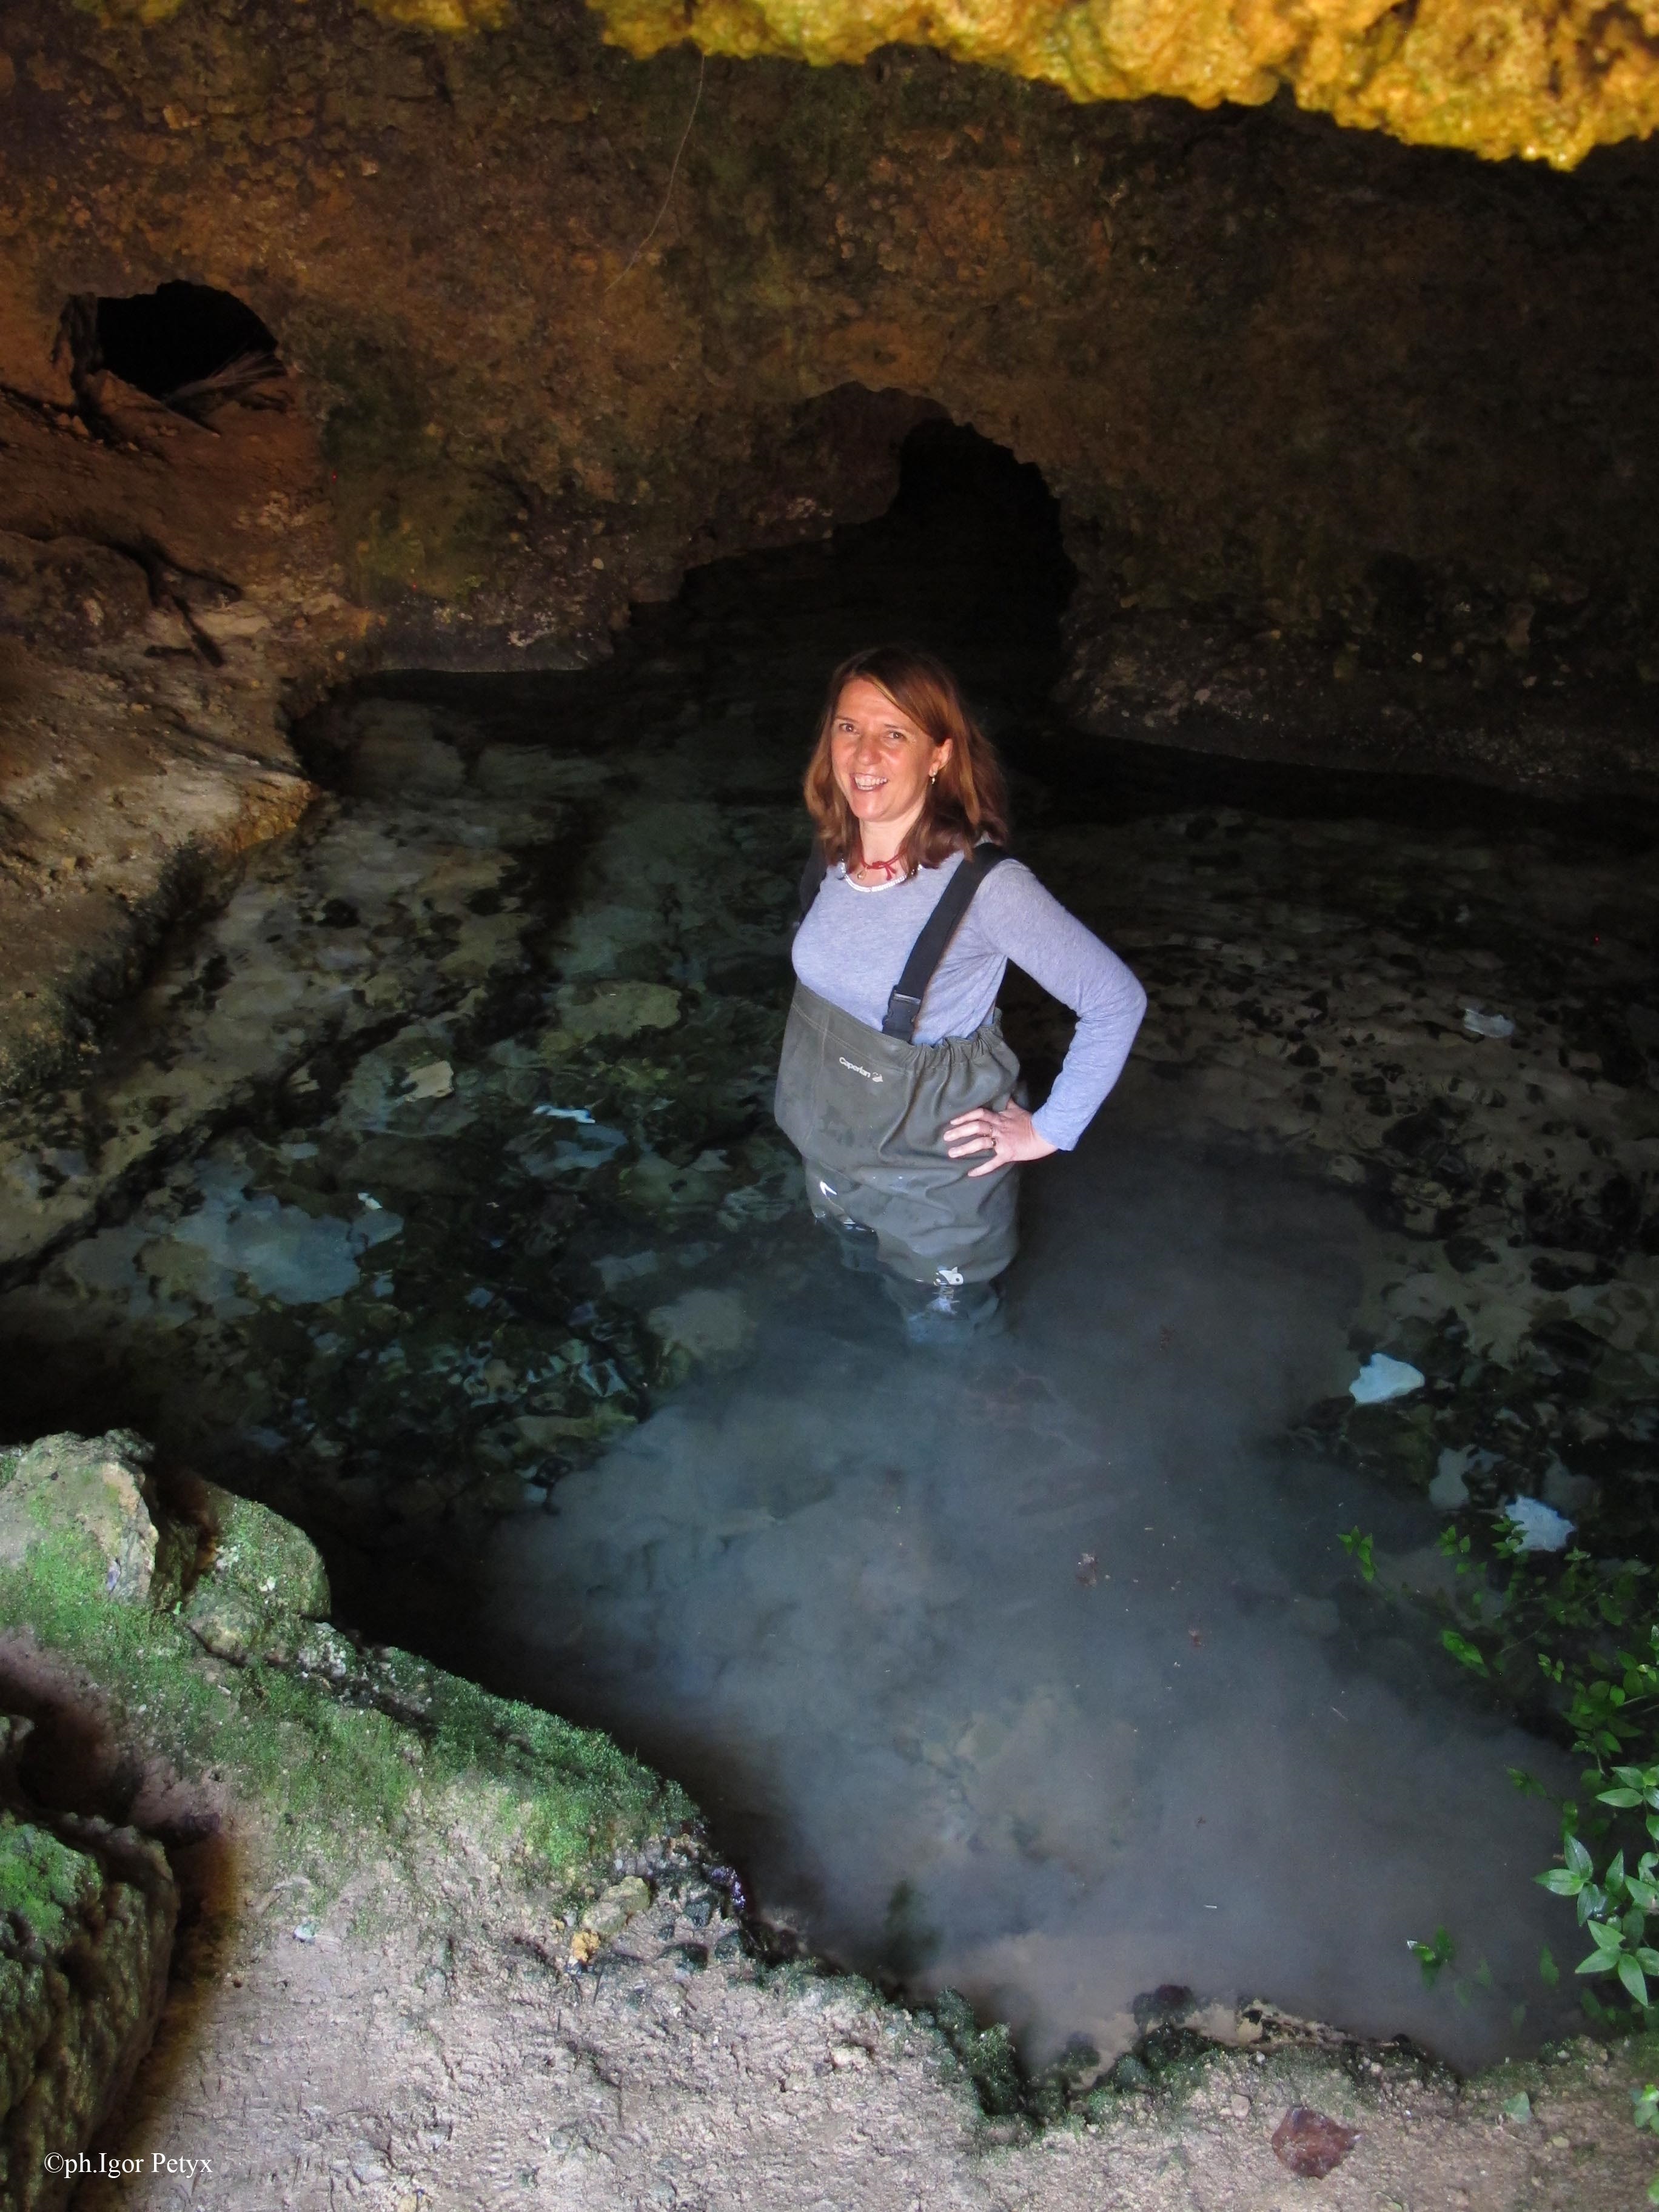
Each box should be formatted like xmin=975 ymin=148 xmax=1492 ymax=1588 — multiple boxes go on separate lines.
xmin=798 ymin=845 xmax=828 ymax=919
xmin=881 ymin=846 xmax=1010 ymax=1042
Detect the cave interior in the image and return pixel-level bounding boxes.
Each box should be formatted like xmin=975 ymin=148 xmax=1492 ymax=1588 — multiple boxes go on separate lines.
xmin=2 ymin=0 xmax=1659 ymax=2197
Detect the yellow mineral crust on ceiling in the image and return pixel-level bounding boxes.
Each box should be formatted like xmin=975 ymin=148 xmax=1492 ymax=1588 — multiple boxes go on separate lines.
xmin=583 ymin=0 xmax=1659 ymax=167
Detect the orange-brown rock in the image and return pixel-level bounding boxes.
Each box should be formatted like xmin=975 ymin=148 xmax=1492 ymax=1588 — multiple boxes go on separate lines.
xmin=590 ymin=0 xmax=1659 ymax=169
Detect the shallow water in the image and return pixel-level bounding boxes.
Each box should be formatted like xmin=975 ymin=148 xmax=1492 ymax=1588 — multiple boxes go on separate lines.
xmin=4 ymin=429 xmax=1654 ymax=2080
xmin=481 ymin=1127 xmax=1578 ymax=2070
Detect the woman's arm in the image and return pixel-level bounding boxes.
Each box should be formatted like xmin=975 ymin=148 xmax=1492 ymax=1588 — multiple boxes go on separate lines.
xmin=943 ymin=862 xmax=1147 ymax=1173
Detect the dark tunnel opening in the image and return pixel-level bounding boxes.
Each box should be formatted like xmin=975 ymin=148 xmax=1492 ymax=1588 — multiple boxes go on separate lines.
xmin=644 ymin=409 xmax=1079 ymax=747
xmin=879 ymin=415 xmax=1077 ymax=656
xmin=80 ymin=280 xmax=284 ymax=416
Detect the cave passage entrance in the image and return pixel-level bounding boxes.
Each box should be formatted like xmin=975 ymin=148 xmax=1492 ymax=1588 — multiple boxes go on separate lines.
xmin=73 ymin=281 xmax=284 ymax=418
xmin=660 ymin=410 xmax=1077 ymax=737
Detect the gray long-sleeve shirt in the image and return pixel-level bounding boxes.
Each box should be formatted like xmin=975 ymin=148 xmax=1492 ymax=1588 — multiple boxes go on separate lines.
xmin=791 ymin=851 xmax=1147 ymax=1150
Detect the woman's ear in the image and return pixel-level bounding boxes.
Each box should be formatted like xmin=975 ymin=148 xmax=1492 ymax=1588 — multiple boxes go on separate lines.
xmin=933 ymin=737 xmax=954 ymax=780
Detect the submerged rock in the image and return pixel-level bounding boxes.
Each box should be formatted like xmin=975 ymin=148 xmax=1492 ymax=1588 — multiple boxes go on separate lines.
xmin=646 ymin=1289 xmax=754 ymax=1365
xmin=1349 ymin=1354 xmax=1426 ymax=1405
xmin=1501 ymin=1496 xmax=1577 ymax=1553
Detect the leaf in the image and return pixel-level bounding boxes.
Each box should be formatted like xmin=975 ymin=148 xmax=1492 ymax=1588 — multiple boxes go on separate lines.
xmin=1603 ymin=1788 xmax=1646 ymax=1809
xmin=1621 ymin=1955 xmax=1651 ymax=2006
xmin=1442 ymin=1629 xmax=1488 ymax=1675
xmin=1539 ymin=1946 xmax=1560 ymax=1988
xmin=1565 ymin=1834 xmax=1594 ymax=1876
xmin=1501 ymin=2092 xmax=1532 ymax=2122
xmin=1587 ymin=1920 xmax=1626 ymax=1956
xmin=1509 ymin=1768 xmax=1549 ymax=1798
xmin=1537 ymin=1869 xmax=1584 ymax=1896
xmin=1406 ymin=1926 xmax=1455 ymax=1987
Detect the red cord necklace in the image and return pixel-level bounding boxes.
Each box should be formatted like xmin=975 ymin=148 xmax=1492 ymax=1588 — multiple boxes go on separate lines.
xmin=855 ymin=850 xmax=905 ymax=881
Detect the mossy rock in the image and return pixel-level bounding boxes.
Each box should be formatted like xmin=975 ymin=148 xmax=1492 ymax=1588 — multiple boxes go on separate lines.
xmin=0 ymin=1433 xmax=691 ymax=1897
xmin=178 ymin=1482 xmax=331 ymax=1664
xmin=0 ymin=1431 xmax=166 ymax=1604
xmin=0 ymin=1721 xmax=176 ymax=2212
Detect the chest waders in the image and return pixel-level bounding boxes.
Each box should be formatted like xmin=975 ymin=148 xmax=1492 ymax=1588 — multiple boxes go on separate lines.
xmin=774 ymin=847 xmax=1021 ymax=1288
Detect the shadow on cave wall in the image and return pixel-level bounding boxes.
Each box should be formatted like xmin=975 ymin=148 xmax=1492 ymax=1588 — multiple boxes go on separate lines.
xmin=624 ymin=407 xmax=1079 ymax=730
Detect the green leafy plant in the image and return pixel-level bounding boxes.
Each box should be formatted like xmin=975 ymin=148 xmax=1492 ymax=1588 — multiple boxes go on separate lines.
xmin=1406 ymin=1925 xmax=1456 ymax=1986
xmin=1441 ymin=1628 xmax=1488 ymax=1675
xmin=1338 ymin=1526 xmax=1375 ymax=1583
xmin=1341 ymin=1504 xmax=1659 ymax=2196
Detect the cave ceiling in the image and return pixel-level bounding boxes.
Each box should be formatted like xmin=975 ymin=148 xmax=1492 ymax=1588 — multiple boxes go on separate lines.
xmin=70 ymin=0 xmax=1659 ymax=169
xmin=0 ymin=0 xmax=1657 ymax=802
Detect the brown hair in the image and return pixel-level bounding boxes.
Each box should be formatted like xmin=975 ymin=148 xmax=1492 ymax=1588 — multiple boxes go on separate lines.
xmin=803 ymin=645 xmax=1010 ymax=878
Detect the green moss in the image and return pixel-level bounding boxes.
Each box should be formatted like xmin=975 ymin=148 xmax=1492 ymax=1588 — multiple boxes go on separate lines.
xmin=206 ymin=1489 xmax=331 ymax=1620
xmin=0 ymin=1814 xmax=98 ymax=1954
xmin=1 ymin=1527 xmax=689 ymax=1899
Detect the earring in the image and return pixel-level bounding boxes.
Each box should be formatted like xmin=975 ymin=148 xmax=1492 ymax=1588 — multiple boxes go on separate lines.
xmin=928 ymin=769 xmax=939 ymax=782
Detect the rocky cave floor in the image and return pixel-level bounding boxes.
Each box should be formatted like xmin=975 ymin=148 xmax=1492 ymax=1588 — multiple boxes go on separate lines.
xmin=2 ymin=501 xmax=1658 ymax=2203
xmin=69 ymin=1850 xmax=1659 ymax=2212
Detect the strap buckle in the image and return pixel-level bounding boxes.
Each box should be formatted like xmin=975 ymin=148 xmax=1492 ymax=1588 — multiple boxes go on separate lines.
xmin=881 ymin=992 xmax=923 ymax=1041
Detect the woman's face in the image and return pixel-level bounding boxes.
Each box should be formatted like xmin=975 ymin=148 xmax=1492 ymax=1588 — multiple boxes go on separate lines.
xmin=829 ymin=678 xmax=951 ymax=839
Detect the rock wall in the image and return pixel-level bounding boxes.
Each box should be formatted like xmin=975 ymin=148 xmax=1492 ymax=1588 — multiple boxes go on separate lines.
xmin=4 ymin=0 xmax=1659 ymax=705
xmin=0 ymin=1718 xmax=177 ymax=2212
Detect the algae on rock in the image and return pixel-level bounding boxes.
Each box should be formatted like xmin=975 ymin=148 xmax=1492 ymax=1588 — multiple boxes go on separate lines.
xmin=0 ymin=1430 xmax=692 ymax=1897
xmin=590 ymin=0 xmax=1659 ymax=166
xmin=0 ymin=1719 xmax=177 ymax=2212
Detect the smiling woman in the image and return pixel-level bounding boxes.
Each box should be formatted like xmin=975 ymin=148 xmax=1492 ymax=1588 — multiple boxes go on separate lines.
xmin=776 ymin=643 xmax=1148 ymax=1344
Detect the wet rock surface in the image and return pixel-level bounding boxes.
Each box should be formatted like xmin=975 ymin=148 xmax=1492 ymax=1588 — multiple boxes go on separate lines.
xmin=0 ymin=492 xmax=1654 ymax=2092
xmin=0 ymin=425 xmax=1655 ymax=2197
xmin=0 ymin=323 xmax=361 ymax=1096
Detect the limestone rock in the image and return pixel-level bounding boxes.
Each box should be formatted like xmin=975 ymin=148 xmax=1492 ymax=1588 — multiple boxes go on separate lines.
xmin=0 ymin=1433 xmax=161 ymax=1603
xmin=180 ymin=1484 xmax=332 ymax=1664
xmin=592 ymin=0 xmax=1659 ymax=167
xmin=578 ymin=1875 xmax=651 ymax=1938
xmin=0 ymin=1719 xmax=176 ymax=2212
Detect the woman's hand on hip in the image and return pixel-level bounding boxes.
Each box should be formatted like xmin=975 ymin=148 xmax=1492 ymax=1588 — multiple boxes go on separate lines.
xmin=943 ymin=1102 xmax=1060 ymax=1178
